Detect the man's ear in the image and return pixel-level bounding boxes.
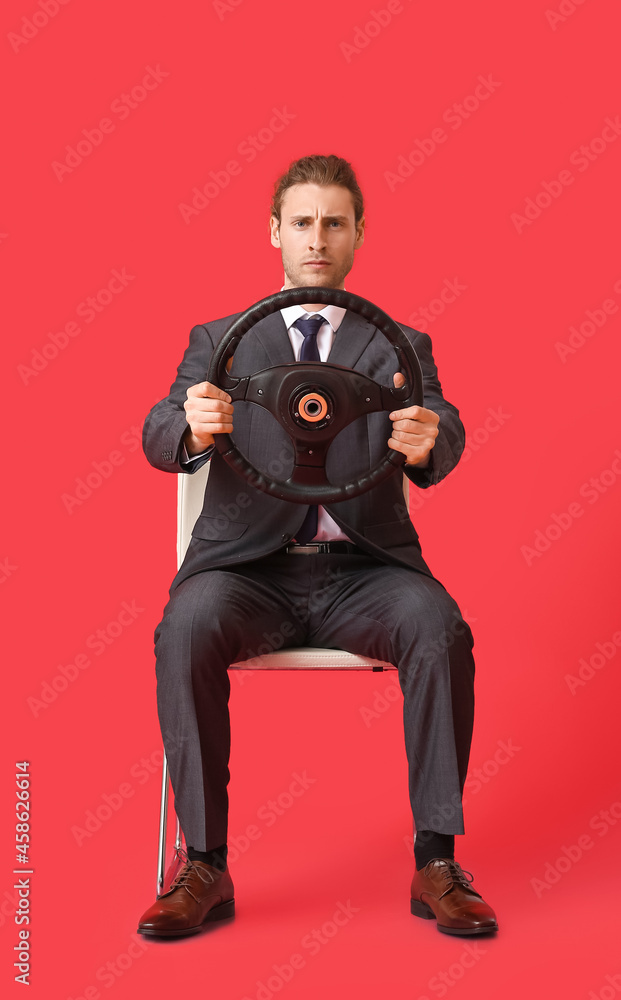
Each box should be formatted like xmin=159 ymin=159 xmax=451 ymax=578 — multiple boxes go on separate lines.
xmin=269 ymin=215 xmax=281 ymax=248
xmin=355 ymin=216 xmax=365 ymax=249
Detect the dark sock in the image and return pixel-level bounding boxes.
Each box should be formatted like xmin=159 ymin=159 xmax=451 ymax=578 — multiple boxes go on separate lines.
xmin=414 ymin=831 xmax=455 ymax=871
xmin=187 ymin=844 xmax=228 ymax=872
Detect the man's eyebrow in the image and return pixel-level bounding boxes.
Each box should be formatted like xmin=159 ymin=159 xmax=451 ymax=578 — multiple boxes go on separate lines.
xmin=289 ymin=214 xmax=350 ymax=223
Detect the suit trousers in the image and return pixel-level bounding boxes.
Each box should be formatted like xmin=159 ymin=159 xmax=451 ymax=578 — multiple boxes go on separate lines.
xmin=154 ymin=550 xmax=475 ymax=852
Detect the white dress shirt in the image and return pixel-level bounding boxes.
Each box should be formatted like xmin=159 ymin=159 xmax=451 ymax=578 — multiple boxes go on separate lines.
xmin=181 ymin=297 xmax=352 ymax=541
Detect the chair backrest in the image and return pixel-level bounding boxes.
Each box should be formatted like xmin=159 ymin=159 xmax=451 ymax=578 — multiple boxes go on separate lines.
xmin=177 ymin=461 xmax=410 ymax=567
xmin=177 ymin=461 xmax=211 ymax=569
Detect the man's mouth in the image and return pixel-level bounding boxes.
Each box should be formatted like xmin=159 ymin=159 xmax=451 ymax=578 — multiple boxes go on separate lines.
xmin=304 ymin=260 xmax=330 ymax=266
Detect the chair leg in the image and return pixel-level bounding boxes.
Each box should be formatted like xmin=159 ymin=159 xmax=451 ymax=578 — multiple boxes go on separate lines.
xmin=156 ymin=752 xmax=169 ymax=897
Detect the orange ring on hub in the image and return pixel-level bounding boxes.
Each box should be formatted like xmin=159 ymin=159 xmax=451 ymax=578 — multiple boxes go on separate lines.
xmin=298 ymin=392 xmax=328 ymax=422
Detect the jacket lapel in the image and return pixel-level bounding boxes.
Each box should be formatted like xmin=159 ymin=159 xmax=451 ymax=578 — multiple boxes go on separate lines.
xmin=236 ymin=308 xmax=378 ymax=370
xmin=326 ymin=310 xmax=377 ymax=368
xmin=251 ymin=312 xmax=295 ymax=366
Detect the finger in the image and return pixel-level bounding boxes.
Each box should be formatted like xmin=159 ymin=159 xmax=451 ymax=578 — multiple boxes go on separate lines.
xmin=186 ymin=380 xmax=232 ymax=403
xmin=388 ymin=436 xmax=430 ymax=458
xmin=188 ymin=407 xmax=234 ymax=425
xmin=391 ymin=419 xmax=438 ymax=437
xmin=391 ymin=432 xmax=427 ymax=448
xmin=388 ymin=436 xmax=423 ymax=455
xmin=185 ymin=398 xmax=234 ymax=416
xmin=390 ymin=407 xmax=440 ymax=428
xmin=391 ymin=417 xmax=421 ymax=431
xmin=389 ymin=404 xmax=423 ymax=420
xmin=393 ymin=371 xmax=406 ymax=388
xmin=190 ymin=414 xmax=234 ymax=433
xmin=184 ymin=397 xmax=234 ymax=416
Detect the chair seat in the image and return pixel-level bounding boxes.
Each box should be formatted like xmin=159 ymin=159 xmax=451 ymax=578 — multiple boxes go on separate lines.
xmin=230 ymin=647 xmax=396 ymax=670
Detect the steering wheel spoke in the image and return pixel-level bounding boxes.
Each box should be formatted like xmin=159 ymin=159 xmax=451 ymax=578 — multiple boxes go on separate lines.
xmin=226 ymin=375 xmax=251 ymax=403
xmin=291 ymin=436 xmax=330 ymax=472
xmin=380 ymin=381 xmax=412 ymax=410
xmin=289 ymin=463 xmax=331 ymax=488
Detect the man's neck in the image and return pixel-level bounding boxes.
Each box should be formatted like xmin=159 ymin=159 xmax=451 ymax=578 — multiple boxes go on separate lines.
xmin=281 ymin=281 xmax=346 ymax=313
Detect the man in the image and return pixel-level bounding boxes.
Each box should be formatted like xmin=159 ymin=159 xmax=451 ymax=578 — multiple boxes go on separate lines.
xmin=138 ymin=154 xmax=498 ymax=938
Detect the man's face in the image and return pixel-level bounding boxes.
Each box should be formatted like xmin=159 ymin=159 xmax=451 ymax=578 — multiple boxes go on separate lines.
xmin=269 ymin=183 xmax=365 ymax=293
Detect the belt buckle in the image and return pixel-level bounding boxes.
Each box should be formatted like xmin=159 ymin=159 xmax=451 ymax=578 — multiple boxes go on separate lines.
xmin=287 ymin=542 xmax=328 ymax=554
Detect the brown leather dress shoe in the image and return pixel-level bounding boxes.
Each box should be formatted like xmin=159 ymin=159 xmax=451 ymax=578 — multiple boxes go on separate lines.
xmin=138 ymin=849 xmax=235 ymax=937
xmin=410 ymin=858 xmax=498 ymax=936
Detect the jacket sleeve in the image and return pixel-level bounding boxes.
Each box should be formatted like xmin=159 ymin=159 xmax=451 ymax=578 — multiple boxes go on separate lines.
xmin=142 ymin=323 xmax=216 ymax=474
xmin=402 ymin=330 xmax=465 ymax=489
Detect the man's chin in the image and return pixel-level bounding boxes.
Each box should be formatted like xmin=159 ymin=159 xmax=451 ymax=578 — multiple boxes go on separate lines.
xmin=288 ymin=270 xmax=343 ymax=290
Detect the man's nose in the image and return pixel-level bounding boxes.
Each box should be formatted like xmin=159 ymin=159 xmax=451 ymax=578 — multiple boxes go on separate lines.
xmin=308 ymin=223 xmax=326 ymax=249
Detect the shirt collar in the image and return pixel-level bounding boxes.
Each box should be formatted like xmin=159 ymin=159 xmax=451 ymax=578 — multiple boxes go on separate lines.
xmin=279 ymin=287 xmax=347 ymax=333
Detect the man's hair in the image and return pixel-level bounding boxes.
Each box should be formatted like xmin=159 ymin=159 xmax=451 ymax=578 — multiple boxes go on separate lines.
xmin=270 ymin=154 xmax=364 ymax=225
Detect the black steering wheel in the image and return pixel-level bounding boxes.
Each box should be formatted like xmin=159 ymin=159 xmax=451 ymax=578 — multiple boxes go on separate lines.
xmin=207 ymin=287 xmax=423 ymax=504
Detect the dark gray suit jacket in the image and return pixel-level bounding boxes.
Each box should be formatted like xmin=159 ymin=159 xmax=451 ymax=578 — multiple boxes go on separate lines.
xmin=142 ymin=308 xmax=465 ymax=590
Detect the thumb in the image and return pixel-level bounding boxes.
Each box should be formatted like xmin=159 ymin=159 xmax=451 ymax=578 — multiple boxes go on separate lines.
xmin=393 ymin=371 xmax=405 ymax=388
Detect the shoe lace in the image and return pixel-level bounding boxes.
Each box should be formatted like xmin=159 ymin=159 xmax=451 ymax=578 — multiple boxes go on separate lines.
xmin=169 ymin=847 xmax=216 ymax=899
xmin=434 ymin=859 xmax=482 ymax=900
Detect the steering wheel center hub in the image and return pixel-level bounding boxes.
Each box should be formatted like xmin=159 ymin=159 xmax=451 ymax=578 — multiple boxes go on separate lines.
xmin=295 ymin=390 xmax=331 ymax=424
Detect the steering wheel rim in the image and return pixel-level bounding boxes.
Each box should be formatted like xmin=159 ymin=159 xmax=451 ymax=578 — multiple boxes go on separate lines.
xmin=207 ymin=287 xmax=424 ymax=504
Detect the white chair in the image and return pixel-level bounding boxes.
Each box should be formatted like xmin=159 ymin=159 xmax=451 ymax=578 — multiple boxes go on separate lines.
xmin=156 ymin=462 xmax=406 ymax=894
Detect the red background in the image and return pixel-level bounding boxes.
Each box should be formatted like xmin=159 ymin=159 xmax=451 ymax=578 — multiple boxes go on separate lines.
xmin=2 ymin=0 xmax=620 ymax=997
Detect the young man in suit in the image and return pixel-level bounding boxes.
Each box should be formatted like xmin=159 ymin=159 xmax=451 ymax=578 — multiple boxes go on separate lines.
xmin=138 ymin=154 xmax=498 ymax=938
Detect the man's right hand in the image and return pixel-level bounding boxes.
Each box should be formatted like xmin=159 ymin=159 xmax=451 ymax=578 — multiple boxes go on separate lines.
xmin=183 ymin=380 xmax=234 ymax=456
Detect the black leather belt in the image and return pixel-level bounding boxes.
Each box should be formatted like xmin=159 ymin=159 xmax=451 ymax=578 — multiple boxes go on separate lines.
xmin=285 ymin=541 xmax=366 ymax=555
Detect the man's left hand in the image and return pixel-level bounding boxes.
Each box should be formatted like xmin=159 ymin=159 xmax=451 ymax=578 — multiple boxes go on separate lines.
xmin=388 ymin=372 xmax=439 ymax=468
